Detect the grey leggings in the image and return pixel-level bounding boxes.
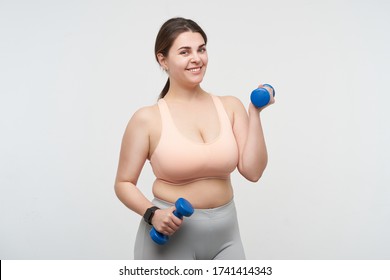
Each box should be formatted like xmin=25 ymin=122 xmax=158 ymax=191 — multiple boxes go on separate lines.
xmin=134 ymin=198 xmax=246 ymax=260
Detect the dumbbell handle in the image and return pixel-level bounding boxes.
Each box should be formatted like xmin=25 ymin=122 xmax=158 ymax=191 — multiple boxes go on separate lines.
xmin=250 ymin=84 xmax=275 ymax=108
xmin=149 ymin=198 xmax=194 ymax=245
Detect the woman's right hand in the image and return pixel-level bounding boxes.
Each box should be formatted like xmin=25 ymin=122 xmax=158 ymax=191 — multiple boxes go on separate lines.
xmin=151 ymin=206 xmax=183 ymax=236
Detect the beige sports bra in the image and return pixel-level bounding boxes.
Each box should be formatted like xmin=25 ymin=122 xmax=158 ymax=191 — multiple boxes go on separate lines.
xmin=149 ymin=95 xmax=239 ymax=185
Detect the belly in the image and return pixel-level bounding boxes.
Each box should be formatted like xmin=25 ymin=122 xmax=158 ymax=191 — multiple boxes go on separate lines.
xmin=152 ymin=178 xmax=234 ymax=209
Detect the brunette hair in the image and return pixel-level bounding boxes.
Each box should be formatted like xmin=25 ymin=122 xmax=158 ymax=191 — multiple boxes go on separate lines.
xmin=155 ymin=17 xmax=208 ymax=99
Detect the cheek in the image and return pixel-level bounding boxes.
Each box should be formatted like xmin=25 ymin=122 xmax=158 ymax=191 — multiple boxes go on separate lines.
xmin=201 ymin=54 xmax=209 ymax=66
xmin=171 ymin=58 xmax=188 ymax=69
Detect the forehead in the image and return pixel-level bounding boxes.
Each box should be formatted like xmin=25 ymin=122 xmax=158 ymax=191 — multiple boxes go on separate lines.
xmin=171 ymin=31 xmax=205 ymax=49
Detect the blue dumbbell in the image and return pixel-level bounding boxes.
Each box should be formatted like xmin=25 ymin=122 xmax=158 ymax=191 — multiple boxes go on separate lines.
xmin=149 ymin=198 xmax=194 ymax=245
xmin=250 ymin=84 xmax=275 ymax=108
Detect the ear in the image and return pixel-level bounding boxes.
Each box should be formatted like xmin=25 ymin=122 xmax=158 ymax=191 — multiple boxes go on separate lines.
xmin=157 ymin=53 xmax=168 ymax=70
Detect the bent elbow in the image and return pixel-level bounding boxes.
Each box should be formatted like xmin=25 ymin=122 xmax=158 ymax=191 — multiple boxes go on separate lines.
xmin=239 ymin=168 xmax=265 ymax=182
xmin=114 ymin=181 xmax=129 ymax=199
xmin=239 ymin=155 xmax=268 ymax=183
xmin=246 ymin=171 xmax=264 ymax=183
xmin=114 ymin=183 xmax=121 ymax=198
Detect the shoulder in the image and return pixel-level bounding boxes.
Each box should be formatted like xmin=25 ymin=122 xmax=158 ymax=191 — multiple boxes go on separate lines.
xmin=212 ymin=95 xmax=247 ymax=124
xmin=218 ymin=95 xmax=245 ymax=106
xmin=124 ymin=103 xmax=160 ymax=136
xmin=216 ymin=95 xmax=247 ymax=114
xmin=129 ymin=104 xmax=159 ymax=126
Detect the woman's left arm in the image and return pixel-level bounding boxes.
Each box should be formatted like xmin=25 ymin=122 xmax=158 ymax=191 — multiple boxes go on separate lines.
xmin=225 ymin=86 xmax=275 ymax=182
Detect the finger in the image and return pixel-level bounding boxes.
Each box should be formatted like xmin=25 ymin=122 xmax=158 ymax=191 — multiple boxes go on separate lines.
xmin=262 ymin=85 xmax=273 ymax=96
xmin=171 ymin=214 xmax=183 ymax=227
xmin=160 ymin=213 xmax=180 ymax=233
xmin=161 ymin=223 xmax=178 ymax=236
xmin=156 ymin=223 xmax=175 ymax=236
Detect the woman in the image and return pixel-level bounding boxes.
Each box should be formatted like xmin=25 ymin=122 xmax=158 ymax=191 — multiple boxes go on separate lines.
xmin=115 ymin=17 xmax=275 ymax=260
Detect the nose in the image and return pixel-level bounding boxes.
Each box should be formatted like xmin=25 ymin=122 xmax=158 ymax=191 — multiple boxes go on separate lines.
xmin=191 ymin=52 xmax=201 ymax=63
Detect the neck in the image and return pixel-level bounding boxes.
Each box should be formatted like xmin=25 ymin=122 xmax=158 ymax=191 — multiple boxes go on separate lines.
xmin=164 ymin=83 xmax=206 ymax=102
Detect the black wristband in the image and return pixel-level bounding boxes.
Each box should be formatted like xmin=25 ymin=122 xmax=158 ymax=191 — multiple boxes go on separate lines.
xmin=143 ymin=206 xmax=160 ymax=225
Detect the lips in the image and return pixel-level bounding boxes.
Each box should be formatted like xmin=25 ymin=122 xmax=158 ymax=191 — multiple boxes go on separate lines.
xmin=186 ymin=66 xmax=202 ymax=72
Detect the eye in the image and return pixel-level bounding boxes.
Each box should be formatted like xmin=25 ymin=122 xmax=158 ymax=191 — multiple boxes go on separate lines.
xmin=179 ymin=50 xmax=189 ymax=55
xmin=199 ymin=47 xmax=207 ymax=53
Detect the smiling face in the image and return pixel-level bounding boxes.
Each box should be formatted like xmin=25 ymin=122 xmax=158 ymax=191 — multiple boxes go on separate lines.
xmin=158 ymin=31 xmax=208 ymax=89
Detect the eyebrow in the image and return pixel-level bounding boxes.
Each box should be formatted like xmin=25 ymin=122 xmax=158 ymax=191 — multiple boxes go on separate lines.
xmin=177 ymin=44 xmax=206 ymax=51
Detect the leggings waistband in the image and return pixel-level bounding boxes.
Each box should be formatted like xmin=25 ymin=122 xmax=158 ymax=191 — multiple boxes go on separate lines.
xmin=152 ymin=197 xmax=236 ymax=220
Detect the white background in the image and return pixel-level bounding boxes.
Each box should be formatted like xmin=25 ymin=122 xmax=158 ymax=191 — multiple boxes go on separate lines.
xmin=1 ymin=0 xmax=389 ymax=259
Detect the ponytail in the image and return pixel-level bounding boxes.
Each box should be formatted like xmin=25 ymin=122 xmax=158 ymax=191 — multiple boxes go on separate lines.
xmin=158 ymin=78 xmax=170 ymax=99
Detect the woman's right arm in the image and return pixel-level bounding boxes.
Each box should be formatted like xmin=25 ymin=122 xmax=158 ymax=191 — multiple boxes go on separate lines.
xmin=114 ymin=107 xmax=155 ymax=215
xmin=114 ymin=107 xmax=181 ymax=235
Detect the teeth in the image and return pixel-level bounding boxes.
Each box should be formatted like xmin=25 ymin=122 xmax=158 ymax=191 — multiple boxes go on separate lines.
xmin=188 ymin=67 xmax=201 ymax=72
